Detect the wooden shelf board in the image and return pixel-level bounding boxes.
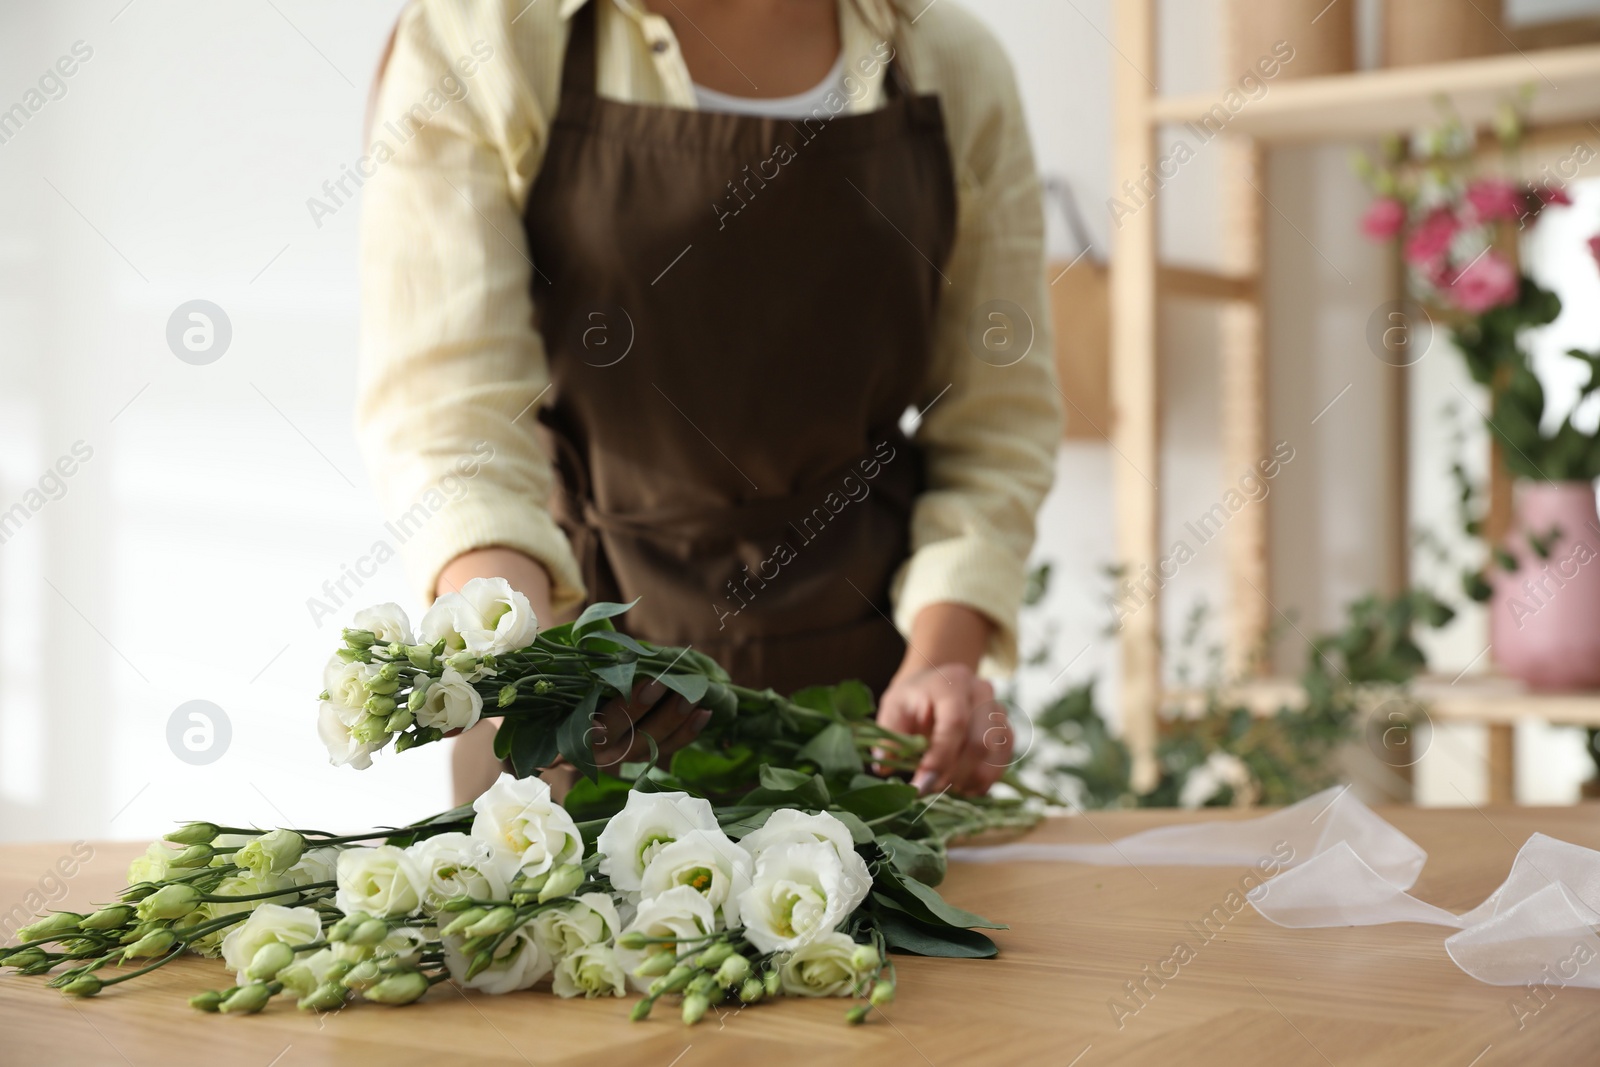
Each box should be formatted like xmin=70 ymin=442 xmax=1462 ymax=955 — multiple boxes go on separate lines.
xmin=1148 ymin=45 xmax=1600 ymax=142
xmin=1164 ymin=675 xmax=1600 ymax=727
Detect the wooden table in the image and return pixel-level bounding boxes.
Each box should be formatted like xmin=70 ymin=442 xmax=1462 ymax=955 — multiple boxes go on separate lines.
xmin=5 ymin=804 xmax=1599 ymax=1066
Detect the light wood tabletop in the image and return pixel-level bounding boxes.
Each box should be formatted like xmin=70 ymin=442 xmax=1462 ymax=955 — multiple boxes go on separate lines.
xmin=3 ymin=803 xmax=1598 ymax=1066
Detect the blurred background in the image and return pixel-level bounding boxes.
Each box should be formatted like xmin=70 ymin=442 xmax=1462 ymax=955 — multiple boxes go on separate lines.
xmin=4 ymin=0 xmax=1600 ymax=845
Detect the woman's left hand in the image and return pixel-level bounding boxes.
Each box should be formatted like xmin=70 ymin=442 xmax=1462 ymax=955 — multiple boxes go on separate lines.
xmin=877 ymin=663 xmax=1013 ymax=797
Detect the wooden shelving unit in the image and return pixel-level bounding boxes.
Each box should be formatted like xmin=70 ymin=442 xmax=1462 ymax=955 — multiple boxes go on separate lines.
xmin=1110 ymin=8 xmax=1600 ymax=801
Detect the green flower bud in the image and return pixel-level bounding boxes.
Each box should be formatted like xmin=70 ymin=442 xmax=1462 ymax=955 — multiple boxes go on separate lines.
xmin=404 ymin=645 xmax=436 ymax=671
xmin=18 ymin=912 xmax=83 ymax=941
xmin=343 ymin=960 xmax=383 ymax=991
xmin=61 ymin=975 xmax=102 ymax=997
xmin=349 ymin=919 xmax=390 ymax=947
xmin=497 ymin=684 xmax=518 ymax=708
xmin=383 ymin=708 xmax=414 ymax=733
xmin=445 ymin=651 xmax=478 ymax=675
xmin=166 ymin=822 xmax=221 ymax=846
xmin=694 ymin=942 xmax=734 ymax=969
xmin=629 ymin=997 xmax=654 ymax=1022
xmin=120 ymin=883 xmax=157 ymax=902
xmin=342 ymin=628 xmax=378 ymax=650
xmin=123 ymin=929 xmax=176 ymax=960
xmin=762 ymin=969 xmax=781 ymax=997
xmin=537 ymin=864 xmax=584 ymax=903
xmin=364 ymin=694 xmax=398 ymax=717
xmin=189 ymin=989 xmax=224 ymax=1012
xmin=336 ymin=647 xmax=370 ymax=663
xmin=686 ymin=974 xmax=718 ymax=997
xmin=441 ymin=908 xmax=487 ymax=937
xmin=437 ymin=896 xmax=476 ymax=913
xmin=247 ymin=942 xmax=297 ymax=981
xmin=464 ymin=906 xmax=518 ymax=938
xmin=2 ymin=949 xmax=47 ymax=969
xmin=363 ymin=971 xmax=430 ymax=1006
xmin=406 ymin=686 xmax=429 ymax=712
xmin=137 ymin=883 xmax=202 ymax=921
xmin=328 ymin=912 xmax=369 ymax=942
xmin=617 ymin=930 xmax=651 ymax=951
xmin=681 ymin=992 xmax=710 ymax=1026
xmin=648 ymin=965 xmax=695 ymax=996
xmin=850 ymin=945 xmax=880 ymax=972
xmin=376 ymin=661 xmax=402 ymax=683
xmin=845 ymin=1004 xmax=871 ymax=1025
xmin=464 ymin=950 xmax=494 ymax=982
xmin=631 ymin=951 xmax=676 ymax=979
xmin=738 ymin=977 xmax=764 ymax=1003
xmin=218 ymin=982 xmax=274 ymax=1015
xmin=870 ymin=980 xmax=895 ymax=1007
xmin=78 ymin=905 xmax=135 ymax=931
xmin=350 ymin=715 xmax=391 ymax=745
xmin=713 ymin=955 xmax=749 ymax=987
xmin=236 ymin=830 xmax=306 ymax=878
xmin=168 ymin=844 xmax=212 ymax=869
xmin=298 ymin=983 xmax=349 ymax=1012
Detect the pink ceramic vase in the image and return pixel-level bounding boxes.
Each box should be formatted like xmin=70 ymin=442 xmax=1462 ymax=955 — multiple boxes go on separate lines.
xmin=1490 ymin=480 xmax=1600 ymax=690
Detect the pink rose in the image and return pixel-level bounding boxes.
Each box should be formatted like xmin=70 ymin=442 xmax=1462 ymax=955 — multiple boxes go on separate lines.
xmin=1360 ymin=197 xmax=1406 ymax=240
xmin=1404 ymin=208 xmax=1459 ymax=269
xmin=1447 ymin=250 xmax=1519 ymax=314
xmin=1464 ymin=179 xmax=1525 ymax=222
xmin=1588 ymin=235 xmax=1600 ymax=274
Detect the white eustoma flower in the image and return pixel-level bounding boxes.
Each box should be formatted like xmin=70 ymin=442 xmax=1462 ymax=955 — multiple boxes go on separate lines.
xmin=324 ymin=655 xmax=382 ymax=710
xmin=287 ymin=847 xmax=340 ymax=887
xmin=613 ymin=885 xmax=718 ymax=992
xmin=421 ymin=577 xmax=539 ymax=656
xmin=443 ymin=925 xmax=549 ymax=995
xmin=351 ymin=603 xmax=414 ymax=646
xmin=317 ymin=700 xmax=388 ymax=770
xmin=778 ymin=931 xmax=873 ymax=997
xmin=406 ymin=832 xmax=516 ymax=914
xmin=219 ymin=904 xmax=322 ymax=982
xmin=596 ymin=790 xmax=719 ymax=892
xmin=639 ymin=829 xmax=753 ymax=927
xmin=276 ymin=946 xmax=342 ymax=997
xmin=413 ymin=666 xmax=483 ymax=733
xmin=739 ymin=809 xmax=860 ymax=869
xmin=470 ymin=774 xmax=585 ymax=878
xmin=552 ymin=943 xmax=628 ymax=998
xmin=335 ymin=845 xmax=428 ymax=918
xmin=531 ymin=892 xmax=624 ymax=962
xmin=737 ymin=841 xmax=871 ymax=954
xmin=126 ymin=842 xmax=182 ymax=884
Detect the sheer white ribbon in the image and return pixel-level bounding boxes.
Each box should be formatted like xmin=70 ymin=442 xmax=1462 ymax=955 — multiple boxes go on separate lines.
xmin=950 ymin=786 xmax=1600 ymax=988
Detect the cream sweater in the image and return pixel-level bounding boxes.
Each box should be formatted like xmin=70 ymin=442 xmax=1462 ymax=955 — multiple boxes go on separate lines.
xmin=357 ymin=0 xmax=1060 ymax=670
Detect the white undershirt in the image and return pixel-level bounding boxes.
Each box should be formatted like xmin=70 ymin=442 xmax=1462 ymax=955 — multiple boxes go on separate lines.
xmin=693 ymin=52 xmax=848 ymax=119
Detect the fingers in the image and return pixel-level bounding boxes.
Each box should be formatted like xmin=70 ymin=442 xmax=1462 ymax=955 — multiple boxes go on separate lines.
xmin=654 ymin=705 xmax=713 ymax=765
xmin=956 ymin=686 xmax=1013 ymax=796
xmin=873 ymin=687 xmax=931 ymax=776
xmin=590 ymin=679 xmax=668 ymax=769
xmin=914 ymin=681 xmax=973 ymax=795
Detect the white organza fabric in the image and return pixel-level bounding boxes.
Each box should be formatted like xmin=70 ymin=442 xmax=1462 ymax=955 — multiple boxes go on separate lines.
xmin=949 ymin=786 xmax=1600 ymax=988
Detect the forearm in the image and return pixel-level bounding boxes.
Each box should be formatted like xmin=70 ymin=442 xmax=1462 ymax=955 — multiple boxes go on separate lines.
xmin=893 ymin=602 xmax=995 ymax=682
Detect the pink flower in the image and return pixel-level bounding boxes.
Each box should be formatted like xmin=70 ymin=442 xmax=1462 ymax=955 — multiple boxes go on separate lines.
xmin=1464 ymin=179 xmax=1525 ymax=222
xmin=1534 ymin=182 xmax=1572 ymax=207
xmin=1588 ymin=235 xmax=1600 ymax=274
xmin=1360 ymin=197 xmax=1406 ymax=240
xmin=1404 ymin=208 xmax=1460 ymax=269
xmin=1447 ymin=250 xmax=1519 ymax=314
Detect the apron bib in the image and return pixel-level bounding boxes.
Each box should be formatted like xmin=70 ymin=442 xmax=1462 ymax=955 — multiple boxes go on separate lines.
xmin=522 ymin=0 xmax=957 ymax=696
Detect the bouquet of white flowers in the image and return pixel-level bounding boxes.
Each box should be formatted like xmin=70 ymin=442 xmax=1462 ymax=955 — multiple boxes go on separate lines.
xmin=2 ymin=580 xmax=1037 ymax=1024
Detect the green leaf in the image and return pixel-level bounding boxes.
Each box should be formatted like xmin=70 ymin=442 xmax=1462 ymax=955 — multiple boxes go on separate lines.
xmin=573 ymin=599 xmax=641 ymax=635
xmin=875 ymin=865 xmax=1005 ymax=929
xmin=668 ymin=743 xmax=760 ymax=794
xmin=872 ymin=905 xmax=998 ymax=958
xmin=796 ymin=722 xmax=863 ymax=777
xmin=875 ymin=833 xmax=947 ymax=887
xmin=558 ymin=686 xmax=603 ymax=781
xmin=828 ymin=809 xmax=875 ymax=845
xmin=834 ymin=782 xmax=919 ymax=822
xmin=789 ymin=680 xmax=875 ymax=721
xmin=561 ymin=772 xmax=634 ymax=823
xmin=581 ymin=631 xmax=652 ymax=656
xmin=594 ymin=659 xmax=637 ymax=698
xmin=742 ymin=766 xmax=830 ymax=807
xmin=508 ymin=721 xmax=559 ymax=778
xmin=537 ymin=621 xmax=575 ymax=646
xmin=656 ymin=672 xmax=710 ymax=705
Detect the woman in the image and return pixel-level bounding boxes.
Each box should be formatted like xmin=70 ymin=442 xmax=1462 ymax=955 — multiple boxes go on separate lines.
xmin=358 ymin=0 xmax=1059 ymax=805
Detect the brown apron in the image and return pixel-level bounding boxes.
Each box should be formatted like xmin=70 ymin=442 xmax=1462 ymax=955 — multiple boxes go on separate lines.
xmin=523 ymin=0 xmax=957 ymax=697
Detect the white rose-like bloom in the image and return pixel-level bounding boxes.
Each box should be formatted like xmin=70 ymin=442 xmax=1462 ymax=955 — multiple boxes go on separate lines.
xmin=219 ymin=903 xmax=322 ymax=981
xmin=335 ymin=845 xmax=428 ymax=918
xmin=287 ymin=846 xmax=340 ymax=887
xmin=596 ymin=790 xmax=719 ymax=892
xmin=421 ymin=577 xmax=538 ymax=656
xmin=552 ymin=943 xmax=628 ymax=998
xmin=406 ymin=832 xmax=515 ymax=914
xmin=324 ymin=655 xmax=382 ymax=710
xmin=778 ymin=931 xmax=874 ymax=997
xmin=638 ymin=829 xmax=752 ymax=927
xmin=351 ymin=602 xmax=414 ymax=646
xmin=276 ymin=946 xmax=342 ymax=997
xmin=443 ymin=925 xmax=549 ymax=995
xmin=413 ymin=667 xmax=483 ymax=733
xmin=531 ymin=892 xmax=624 ymax=962
xmin=317 ymin=700 xmax=388 ymax=770
xmin=470 ymin=774 xmax=585 ymax=878
xmin=737 ymin=842 xmax=872 ymax=954
xmin=127 ymin=842 xmax=182 ymax=884
xmin=613 ymin=886 xmax=718 ymax=992
xmin=739 ymin=809 xmax=860 ymax=870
